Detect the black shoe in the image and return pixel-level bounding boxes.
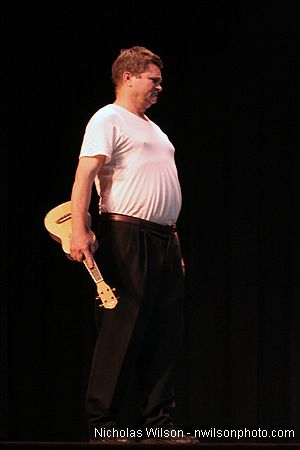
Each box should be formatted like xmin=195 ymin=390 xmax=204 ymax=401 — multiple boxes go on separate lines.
xmin=90 ymin=426 xmax=136 ymax=444
xmin=140 ymin=431 xmax=199 ymax=445
xmin=89 ymin=436 xmax=135 ymax=444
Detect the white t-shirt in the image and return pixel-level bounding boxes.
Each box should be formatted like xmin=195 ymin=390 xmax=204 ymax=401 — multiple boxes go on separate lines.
xmin=79 ymin=104 xmax=182 ymax=225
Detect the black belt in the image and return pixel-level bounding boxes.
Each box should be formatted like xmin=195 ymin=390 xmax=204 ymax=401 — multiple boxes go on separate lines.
xmin=100 ymin=213 xmax=177 ymax=235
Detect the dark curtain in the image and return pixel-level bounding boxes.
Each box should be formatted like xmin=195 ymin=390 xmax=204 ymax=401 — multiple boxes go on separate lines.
xmin=3 ymin=1 xmax=299 ymax=443
xmin=176 ymin=33 xmax=299 ymax=437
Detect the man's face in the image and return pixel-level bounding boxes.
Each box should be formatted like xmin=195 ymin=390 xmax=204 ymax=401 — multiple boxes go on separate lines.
xmin=131 ymin=63 xmax=163 ymax=108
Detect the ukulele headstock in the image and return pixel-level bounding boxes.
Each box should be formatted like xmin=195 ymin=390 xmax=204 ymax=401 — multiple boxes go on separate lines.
xmin=96 ymin=280 xmax=118 ymax=309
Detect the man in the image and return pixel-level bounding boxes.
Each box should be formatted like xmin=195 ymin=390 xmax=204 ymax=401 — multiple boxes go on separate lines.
xmin=70 ymin=46 xmax=196 ymax=444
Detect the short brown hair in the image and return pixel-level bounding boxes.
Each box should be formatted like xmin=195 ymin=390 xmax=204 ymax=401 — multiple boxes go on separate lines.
xmin=111 ymin=46 xmax=163 ymax=89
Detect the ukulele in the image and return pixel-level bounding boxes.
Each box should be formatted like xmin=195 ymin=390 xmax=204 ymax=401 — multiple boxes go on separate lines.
xmin=44 ymin=201 xmax=118 ymax=309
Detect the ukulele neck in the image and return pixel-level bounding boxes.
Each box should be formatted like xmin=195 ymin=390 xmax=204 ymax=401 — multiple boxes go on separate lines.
xmin=83 ymin=260 xmax=103 ymax=284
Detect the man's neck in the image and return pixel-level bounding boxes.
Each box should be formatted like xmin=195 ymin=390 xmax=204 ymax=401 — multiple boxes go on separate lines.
xmin=113 ymin=99 xmax=147 ymax=119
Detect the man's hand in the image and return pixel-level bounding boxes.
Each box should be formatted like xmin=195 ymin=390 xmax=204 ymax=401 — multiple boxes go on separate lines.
xmin=181 ymin=257 xmax=186 ymax=276
xmin=70 ymin=229 xmax=96 ymax=269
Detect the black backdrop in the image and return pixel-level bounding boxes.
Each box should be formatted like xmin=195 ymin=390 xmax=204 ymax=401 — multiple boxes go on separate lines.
xmin=3 ymin=1 xmax=299 ymax=443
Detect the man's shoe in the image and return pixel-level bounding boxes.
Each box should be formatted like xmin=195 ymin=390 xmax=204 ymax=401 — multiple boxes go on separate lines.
xmin=140 ymin=431 xmax=199 ymax=445
xmin=89 ymin=436 xmax=135 ymax=444
xmin=89 ymin=427 xmax=136 ymax=444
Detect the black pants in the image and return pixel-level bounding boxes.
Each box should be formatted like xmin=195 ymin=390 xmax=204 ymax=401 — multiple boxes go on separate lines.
xmin=86 ymin=214 xmax=184 ymax=433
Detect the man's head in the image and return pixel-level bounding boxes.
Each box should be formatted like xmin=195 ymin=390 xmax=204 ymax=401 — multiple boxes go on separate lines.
xmin=111 ymin=46 xmax=163 ymax=91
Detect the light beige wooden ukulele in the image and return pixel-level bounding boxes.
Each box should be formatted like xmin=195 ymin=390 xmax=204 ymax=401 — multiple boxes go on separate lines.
xmin=44 ymin=201 xmax=118 ymax=309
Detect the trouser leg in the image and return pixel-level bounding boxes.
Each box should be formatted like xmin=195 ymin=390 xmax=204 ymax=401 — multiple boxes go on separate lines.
xmin=85 ymin=220 xmax=184 ymax=433
xmin=86 ymin=291 xmax=140 ymax=431
xmin=86 ymin=221 xmax=156 ymax=431
xmin=137 ymin=233 xmax=184 ymax=428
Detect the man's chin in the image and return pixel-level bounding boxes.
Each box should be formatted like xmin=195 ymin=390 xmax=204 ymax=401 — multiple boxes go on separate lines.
xmin=144 ymin=98 xmax=158 ymax=109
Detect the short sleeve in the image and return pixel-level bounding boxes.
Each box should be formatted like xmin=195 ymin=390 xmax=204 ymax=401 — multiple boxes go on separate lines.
xmin=79 ymin=111 xmax=116 ymax=161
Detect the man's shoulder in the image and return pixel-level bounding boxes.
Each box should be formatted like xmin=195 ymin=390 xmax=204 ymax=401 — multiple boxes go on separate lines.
xmin=87 ymin=104 xmax=122 ymax=127
xmin=92 ymin=104 xmax=117 ymax=119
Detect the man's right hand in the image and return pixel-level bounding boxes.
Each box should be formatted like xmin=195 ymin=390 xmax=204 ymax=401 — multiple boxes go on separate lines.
xmin=70 ymin=230 xmax=96 ymax=269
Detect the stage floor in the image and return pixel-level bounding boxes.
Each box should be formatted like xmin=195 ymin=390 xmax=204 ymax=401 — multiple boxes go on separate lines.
xmin=0 ymin=441 xmax=300 ymax=449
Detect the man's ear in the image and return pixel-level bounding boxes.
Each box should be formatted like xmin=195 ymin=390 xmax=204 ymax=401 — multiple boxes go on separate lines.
xmin=123 ymin=71 xmax=132 ymax=87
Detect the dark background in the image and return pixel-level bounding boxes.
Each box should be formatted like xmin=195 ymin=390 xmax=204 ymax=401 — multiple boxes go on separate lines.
xmin=3 ymin=1 xmax=299 ymax=443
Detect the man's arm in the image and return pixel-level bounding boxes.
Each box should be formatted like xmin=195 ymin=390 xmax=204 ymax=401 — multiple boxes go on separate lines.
xmin=70 ymin=155 xmax=106 ymax=268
